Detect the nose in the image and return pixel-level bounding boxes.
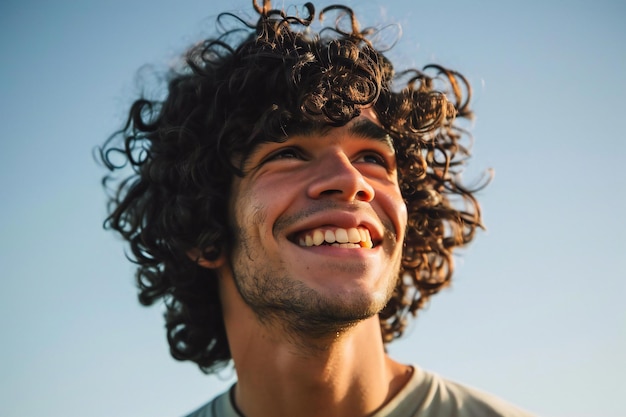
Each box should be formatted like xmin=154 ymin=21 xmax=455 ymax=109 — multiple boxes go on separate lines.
xmin=306 ymin=150 xmax=375 ymax=202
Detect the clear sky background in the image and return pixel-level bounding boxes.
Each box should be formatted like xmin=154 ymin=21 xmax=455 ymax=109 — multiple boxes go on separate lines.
xmin=1 ymin=0 xmax=624 ymax=416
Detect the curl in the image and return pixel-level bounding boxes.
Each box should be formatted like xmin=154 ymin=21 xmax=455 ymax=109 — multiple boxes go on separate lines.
xmin=99 ymin=0 xmax=486 ymax=372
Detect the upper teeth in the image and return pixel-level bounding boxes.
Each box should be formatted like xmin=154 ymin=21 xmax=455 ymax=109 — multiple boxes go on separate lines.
xmin=297 ymin=227 xmax=373 ymax=248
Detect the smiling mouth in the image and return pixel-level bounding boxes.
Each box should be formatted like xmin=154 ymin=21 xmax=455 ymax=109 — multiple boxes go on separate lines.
xmin=292 ymin=227 xmax=374 ymax=249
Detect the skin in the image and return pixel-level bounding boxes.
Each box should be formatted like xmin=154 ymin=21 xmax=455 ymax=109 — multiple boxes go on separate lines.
xmin=205 ymin=109 xmax=413 ymax=417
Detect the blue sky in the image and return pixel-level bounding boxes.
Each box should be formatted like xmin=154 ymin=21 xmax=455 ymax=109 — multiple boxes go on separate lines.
xmin=1 ymin=0 xmax=625 ymax=416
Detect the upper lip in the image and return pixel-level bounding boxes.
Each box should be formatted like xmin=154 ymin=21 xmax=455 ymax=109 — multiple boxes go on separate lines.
xmin=283 ymin=210 xmax=384 ymax=246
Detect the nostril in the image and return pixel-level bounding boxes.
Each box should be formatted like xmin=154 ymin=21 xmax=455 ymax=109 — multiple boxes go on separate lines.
xmin=320 ymin=189 xmax=342 ymax=196
xmin=356 ymin=190 xmax=370 ymax=200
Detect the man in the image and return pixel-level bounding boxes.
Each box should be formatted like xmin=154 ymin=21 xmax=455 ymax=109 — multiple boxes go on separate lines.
xmin=101 ymin=1 xmax=535 ymax=416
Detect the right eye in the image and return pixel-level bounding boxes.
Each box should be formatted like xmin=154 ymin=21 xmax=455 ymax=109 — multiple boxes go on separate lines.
xmin=264 ymin=147 xmax=303 ymax=162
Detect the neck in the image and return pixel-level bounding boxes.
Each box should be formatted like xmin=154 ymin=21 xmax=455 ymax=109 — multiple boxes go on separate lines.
xmin=220 ymin=274 xmax=412 ymax=417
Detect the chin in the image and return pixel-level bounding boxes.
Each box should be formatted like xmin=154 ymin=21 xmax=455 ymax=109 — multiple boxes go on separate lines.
xmin=314 ymin=286 xmax=391 ymax=322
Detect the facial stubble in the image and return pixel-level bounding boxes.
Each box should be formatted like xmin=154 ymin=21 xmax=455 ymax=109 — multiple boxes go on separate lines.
xmin=228 ymin=203 xmax=402 ymax=342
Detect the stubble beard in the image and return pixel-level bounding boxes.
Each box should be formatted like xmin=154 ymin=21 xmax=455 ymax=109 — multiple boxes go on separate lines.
xmin=229 ymin=224 xmax=401 ymax=344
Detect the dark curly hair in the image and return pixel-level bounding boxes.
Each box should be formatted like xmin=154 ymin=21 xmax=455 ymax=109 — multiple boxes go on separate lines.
xmin=100 ymin=0 xmax=484 ymax=373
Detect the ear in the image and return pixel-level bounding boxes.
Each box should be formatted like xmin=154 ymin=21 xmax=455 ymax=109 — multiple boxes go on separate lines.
xmin=186 ymin=247 xmax=226 ymax=269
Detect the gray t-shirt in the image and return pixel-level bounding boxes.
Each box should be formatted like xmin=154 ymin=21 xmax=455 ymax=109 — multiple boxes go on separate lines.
xmin=184 ymin=366 xmax=536 ymax=417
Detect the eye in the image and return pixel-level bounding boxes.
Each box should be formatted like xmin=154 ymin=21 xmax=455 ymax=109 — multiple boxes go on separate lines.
xmin=263 ymin=147 xmax=304 ymax=162
xmin=357 ymin=152 xmax=389 ymax=167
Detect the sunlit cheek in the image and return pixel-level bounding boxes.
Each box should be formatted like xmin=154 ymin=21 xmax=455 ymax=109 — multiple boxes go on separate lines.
xmin=397 ymin=199 xmax=408 ymax=236
xmin=380 ymin=184 xmax=407 ymax=239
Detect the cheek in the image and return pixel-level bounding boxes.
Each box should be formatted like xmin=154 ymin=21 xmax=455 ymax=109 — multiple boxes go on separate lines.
xmin=232 ymin=177 xmax=292 ymax=242
xmin=378 ymin=184 xmax=408 ymax=238
xmin=233 ymin=188 xmax=264 ymax=232
xmin=393 ymin=200 xmax=408 ymax=243
xmin=397 ymin=199 xmax=408 ymax=235
xmin=228 ymin=180 xmax=262 ymax=243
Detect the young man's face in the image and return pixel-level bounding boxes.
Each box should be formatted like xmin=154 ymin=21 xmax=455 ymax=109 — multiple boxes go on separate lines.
xmin=226 ymin=108 xmax=407 ymax=333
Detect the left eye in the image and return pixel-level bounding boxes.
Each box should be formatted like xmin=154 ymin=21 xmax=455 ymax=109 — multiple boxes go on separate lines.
xmin=358 ymin=153 xmax=387 ymax=167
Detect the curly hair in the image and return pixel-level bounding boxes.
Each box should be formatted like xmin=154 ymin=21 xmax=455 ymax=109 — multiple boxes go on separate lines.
xmin=100 ymin=0 xmax=484 ymax=373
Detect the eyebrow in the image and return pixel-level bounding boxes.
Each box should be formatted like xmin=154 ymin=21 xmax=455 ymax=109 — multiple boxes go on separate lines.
xmin=288 ymin=118 xmax=394 ymax=150
xmin=347 ymin=119 xmax=394 ymax=150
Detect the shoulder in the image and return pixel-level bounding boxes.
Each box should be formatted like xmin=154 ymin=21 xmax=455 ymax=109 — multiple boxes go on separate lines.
xmin=374 ymin=366 xmax=538 ymax=417
xmin=182 ymin=387 xmax=238 ymax=417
